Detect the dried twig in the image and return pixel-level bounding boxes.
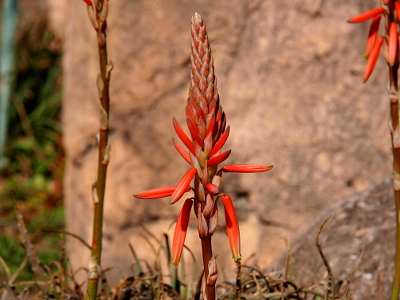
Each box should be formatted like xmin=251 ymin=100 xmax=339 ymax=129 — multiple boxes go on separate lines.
xmin=315 ymin=215 xmax=335 ymax=300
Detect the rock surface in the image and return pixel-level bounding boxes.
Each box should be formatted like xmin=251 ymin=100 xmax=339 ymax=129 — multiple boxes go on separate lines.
xmin=269 ymin=178 xmax=396 ymax=300
xmin=58 ymin=0 xmax=393 ymax=286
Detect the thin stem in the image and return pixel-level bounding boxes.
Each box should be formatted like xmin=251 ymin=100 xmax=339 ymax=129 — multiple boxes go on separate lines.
xmin=235 ymin=260 xmax=241 ymax=300
xmin=85 ymin=1 xmax=111 ymax=299
xmin=389 ymin=62 xmax=400 ymax=300
xmin=201 ymin=236 xmax=215 ymax=300
xmin=0 ymin=0 xmax=19 ymax=170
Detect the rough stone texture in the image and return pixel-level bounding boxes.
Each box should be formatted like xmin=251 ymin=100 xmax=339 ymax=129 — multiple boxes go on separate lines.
xmin=59 ymin=0 xmax=393 ymax=286
xmin=269 ymin=178 xmax=395 ymax=300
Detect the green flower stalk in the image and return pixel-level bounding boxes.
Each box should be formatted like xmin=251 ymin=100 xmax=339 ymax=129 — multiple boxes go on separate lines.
xmin=135 ymin=13 xmax=272 ymax=299
xmin=80 ymin=0 xmax=113 ymax=299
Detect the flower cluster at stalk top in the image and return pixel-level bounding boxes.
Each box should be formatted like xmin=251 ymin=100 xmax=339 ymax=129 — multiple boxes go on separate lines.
xmin=134 ymin=12 xmax=273 ymax=266
xmin=347 ymin=1 xmax=399 ymax=82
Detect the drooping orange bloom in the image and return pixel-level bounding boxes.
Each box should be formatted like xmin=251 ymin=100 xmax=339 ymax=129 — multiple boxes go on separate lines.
xmin=172 ymin=199 xmax=193 ymax=266
xmin=388 ymin=22 xmax=398 ymax=67
xmin=364 ymin=15 xmax=382 ymax=59
xmin=221 ymin=194 xmax=241 ymax=262
xmin=347 ymin=7 xmax=385 ymax=23
xmin=363 ymin=37 xmax=384 ymax=82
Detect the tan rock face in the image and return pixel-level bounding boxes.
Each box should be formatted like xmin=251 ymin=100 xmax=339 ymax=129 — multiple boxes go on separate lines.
xmin=269 ymin=179 xmax=395 ymax=300
xmin=61 ymin=0 xmax=390 ymax=285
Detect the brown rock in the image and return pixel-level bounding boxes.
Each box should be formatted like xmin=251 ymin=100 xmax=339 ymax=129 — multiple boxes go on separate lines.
xmin=59 ymin=0 xmax=392 ymax=285
xmin=269 ymin=178 xmax=395 ymax=300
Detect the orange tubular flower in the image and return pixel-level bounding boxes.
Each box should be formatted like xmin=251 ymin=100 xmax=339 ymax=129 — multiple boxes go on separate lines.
xmin=221 ymin=194 xmax=241 ymax=262
xmin=222 ymin=164 xmax=274 ymax=173
xmin=172 ymin=199 xmax=193 ymax=266
xmin=172 ymin=138 xmax=191 ymax=164
xmin=173 ymin=118 xmax=196 ymax=155
xmin=395 ymin=2 xmax=400 ymax=22
xmin=205 ymin=183 xmax=219 ymax=195
xmin=388 ymin=22 xmax=398 ymax=67
xmin=134 ymin=185 xmax=190 ymax=199
xmin=207 ymin=150 xmax=232 ymax=167
xmin=347 ymin=7 xmax=385 ymax=23
xmin=365 ymin=15 xmax=382 ymax=59
xmin=364 ymin=36 xmax=384 ymax=82
xmin=170 ymin=168 xmax=197 ymax=204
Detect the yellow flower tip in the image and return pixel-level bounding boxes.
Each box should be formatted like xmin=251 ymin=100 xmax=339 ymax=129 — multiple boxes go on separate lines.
xmin=172 ymin=261 xmax=179 ymax=267
xmin=233 ymin=256 xmax=242 ymax=263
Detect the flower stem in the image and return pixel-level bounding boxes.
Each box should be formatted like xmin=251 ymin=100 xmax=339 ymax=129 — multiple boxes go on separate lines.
xmin=389 ymin=63 xmax=400 ymax=300
xmin=201 ymin=235 xmax=215 ymax=300
xmin=85 ymin=1 xmax=112 ymax=299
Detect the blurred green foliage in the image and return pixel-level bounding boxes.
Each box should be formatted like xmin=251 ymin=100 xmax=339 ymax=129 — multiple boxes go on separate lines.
xmin=0 ymin=5 xmax=64 ymax=281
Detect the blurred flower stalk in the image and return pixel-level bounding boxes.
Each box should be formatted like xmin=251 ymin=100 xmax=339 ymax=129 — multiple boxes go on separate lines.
xmin=135 ymin=13 xmax=272 ymax=300
xmin=80 ymin=0 xmax=113 ymax=299
xmin=0 ymin=0 xmax=19 ymax=169
xmin=348 ymin=2 xmax=400 ymax=299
